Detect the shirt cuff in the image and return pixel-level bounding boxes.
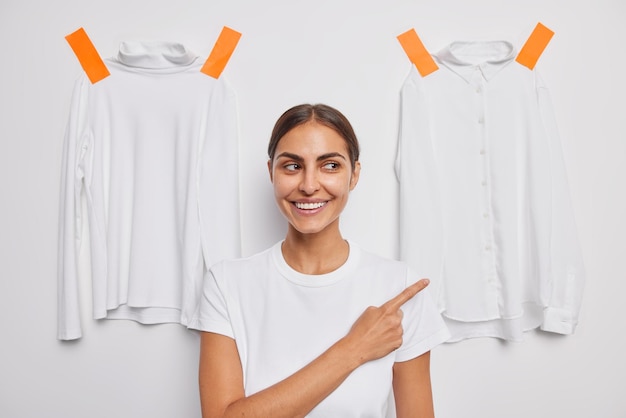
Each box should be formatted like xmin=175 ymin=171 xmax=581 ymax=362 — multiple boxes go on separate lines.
xmin=541 ymin=307 xmax=577 ymax=335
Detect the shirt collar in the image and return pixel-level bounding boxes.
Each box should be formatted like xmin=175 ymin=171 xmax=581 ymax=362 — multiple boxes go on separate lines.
xmin=116 ymin=41 xmax=198 ymax=69
xmin=433 ymin=41 xmax=516 ymax=83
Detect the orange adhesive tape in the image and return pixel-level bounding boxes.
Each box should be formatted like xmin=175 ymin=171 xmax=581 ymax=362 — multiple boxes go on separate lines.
xmin=516 ymin=22 xmax=555 ymax=70
xmin=201 ymin=26 xmax=242 ymax=78
xmin=65 ymin=28 xmax=110 ymax=84
xmin=397 ymin=29 xmax=438 ymax=77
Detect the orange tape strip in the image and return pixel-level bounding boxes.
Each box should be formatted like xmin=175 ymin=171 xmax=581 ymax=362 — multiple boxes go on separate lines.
xmin=516 ymin=22 xmax=554 ymax=70
xmin=201 ymin=26 xmax=242 ymax=78
xmin=397 ymin=29 xmax=438 ymax=77
xmin=65 ymin=28 xmax=110 ymax=84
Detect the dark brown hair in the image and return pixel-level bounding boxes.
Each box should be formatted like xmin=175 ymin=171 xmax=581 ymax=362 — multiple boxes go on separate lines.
xmin=268 ymin=104 xmax=360 ymax=169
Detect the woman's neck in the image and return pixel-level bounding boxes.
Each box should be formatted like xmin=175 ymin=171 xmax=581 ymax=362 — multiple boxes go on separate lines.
xmin=281 ymin=225 xmax=349 ymax=275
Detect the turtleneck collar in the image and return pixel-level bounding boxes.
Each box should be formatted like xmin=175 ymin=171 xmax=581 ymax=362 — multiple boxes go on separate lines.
xmin=116 ymin=41 xmax=198 ymax=69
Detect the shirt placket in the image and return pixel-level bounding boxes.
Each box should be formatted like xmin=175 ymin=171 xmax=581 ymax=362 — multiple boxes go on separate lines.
xmin=472 ymin=66 xmax=500 ymax=316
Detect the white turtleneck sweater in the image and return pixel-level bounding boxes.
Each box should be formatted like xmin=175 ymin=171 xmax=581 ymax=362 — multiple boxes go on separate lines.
xmin=57 ymin=42 xmax=241 ymax=340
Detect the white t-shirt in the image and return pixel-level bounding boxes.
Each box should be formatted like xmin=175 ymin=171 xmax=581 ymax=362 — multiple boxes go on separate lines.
xmin=396 ymin=40 xmax=585 ymax=342
xmin=189 ymin=240 xmax=449 ymax=417
xmin=57 ymin=41 xmax=241 ymax=340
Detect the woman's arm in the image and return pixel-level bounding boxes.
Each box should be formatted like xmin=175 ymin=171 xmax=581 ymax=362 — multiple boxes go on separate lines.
xmin=392 ymin=351 xmax=434 ymax=418
xmin=199 ymin=331 xmax=359 ymax=418
xmin=199 ymin=279 xmax=430 ymax=418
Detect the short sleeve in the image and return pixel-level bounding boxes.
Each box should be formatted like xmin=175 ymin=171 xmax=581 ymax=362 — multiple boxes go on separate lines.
xmin=188 ymin=262 xmax=235 ymax=338
xmin=395 ymin=268 xmax=450 ymax=362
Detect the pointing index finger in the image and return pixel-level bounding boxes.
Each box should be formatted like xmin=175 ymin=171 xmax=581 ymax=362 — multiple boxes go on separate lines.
xmin=382 ymin=279 xmax=430 ymax=311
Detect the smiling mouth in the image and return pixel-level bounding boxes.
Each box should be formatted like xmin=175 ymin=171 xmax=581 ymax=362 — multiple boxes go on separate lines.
xmin=294 ymin=201 xmax=327 ymax=210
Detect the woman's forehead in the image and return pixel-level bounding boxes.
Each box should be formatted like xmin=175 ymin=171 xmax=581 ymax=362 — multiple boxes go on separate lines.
xmin=275 ymin=122 xmax=350 ymax=156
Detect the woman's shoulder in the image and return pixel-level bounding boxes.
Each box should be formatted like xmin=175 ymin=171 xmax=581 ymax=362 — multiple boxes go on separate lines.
xmin=209 ymin=241 xmax=280 ymax=279
xmin=349 ymin=241 xmax=410 ymax=274
xmin=218 ymin=242 xmax=277 ymax=267
xmin=348 ymin=240 xmax=408 ymax=269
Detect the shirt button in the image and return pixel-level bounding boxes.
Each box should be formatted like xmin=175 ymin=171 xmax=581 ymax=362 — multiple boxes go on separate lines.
xmin=478 ymin=117 xmax=484 ymax=124
xmin=482 ymin=213 xmax=489 ymax=219
xmin=484 ymin=245 xmax=492 ymax=251
xmin=481 ymin=180 xmax=487 ymax=186
xmin=479 ymin=149 xmax=486 ymax=155
xmin=476 ymin=87 xmax=482 ymax=94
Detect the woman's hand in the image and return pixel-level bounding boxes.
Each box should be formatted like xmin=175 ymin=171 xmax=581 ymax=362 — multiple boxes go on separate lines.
xmin=343 ymin=279 xmax=430 ymax=365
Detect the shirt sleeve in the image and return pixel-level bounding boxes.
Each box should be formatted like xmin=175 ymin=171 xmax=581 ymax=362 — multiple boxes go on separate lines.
xmin=57 ymin=75 xmax=90 ymax=341
xmin=395 ymin=68 xmax=445 ymax=300
xmin=395 ymin=267 xmax=450 ymax=362
xmin=188 ymin=262 xmax=235 ymax=339
xmin=536 ymin=73 xmax=586 ymax=334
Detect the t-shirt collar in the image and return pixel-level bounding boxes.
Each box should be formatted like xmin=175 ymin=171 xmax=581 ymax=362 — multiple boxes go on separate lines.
xmin=433 ymin=40 xmax=516 ymax=83
xmin=272 ymin=240 xmax=360 ymax=287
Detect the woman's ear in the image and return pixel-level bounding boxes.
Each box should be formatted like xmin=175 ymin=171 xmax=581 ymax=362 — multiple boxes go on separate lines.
xmin=349 ymin=161 xmax=361 ymax=191
xmin=267 ymin=159 xmax=274 ymax=183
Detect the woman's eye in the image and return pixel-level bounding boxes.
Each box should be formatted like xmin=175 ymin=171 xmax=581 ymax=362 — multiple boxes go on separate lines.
xmin=323 ymin=162 xmax=339 ymax=170
xmin=284 ymin=163 xmax=300 ymax=171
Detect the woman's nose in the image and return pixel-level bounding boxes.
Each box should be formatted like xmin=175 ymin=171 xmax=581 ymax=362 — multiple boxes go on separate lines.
xmin=299 ymin=169 xmax=320 ymax=195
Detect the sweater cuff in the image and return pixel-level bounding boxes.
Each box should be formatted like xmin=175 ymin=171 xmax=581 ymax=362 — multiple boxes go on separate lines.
xmin=541 ymin=307 xmax=577 ymax=335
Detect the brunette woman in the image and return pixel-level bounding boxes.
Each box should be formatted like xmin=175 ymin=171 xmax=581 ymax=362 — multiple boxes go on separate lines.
xmin=189 ymin=104 xmax=449 ymax=418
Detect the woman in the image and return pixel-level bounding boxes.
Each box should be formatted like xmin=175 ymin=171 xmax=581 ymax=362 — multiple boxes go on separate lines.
xmin=189 ymin=104 xmax=449 ymax=417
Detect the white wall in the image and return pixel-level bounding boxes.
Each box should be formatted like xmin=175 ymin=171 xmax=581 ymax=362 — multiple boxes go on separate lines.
xmin=1 ymin=0 xmax=624 ymax=416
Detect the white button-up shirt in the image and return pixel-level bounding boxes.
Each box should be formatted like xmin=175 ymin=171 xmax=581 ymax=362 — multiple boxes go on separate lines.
xmin=396 ymin=41 xmax=584 ymax=342
xmin=57 ymin=42 xmax=241 ymax=340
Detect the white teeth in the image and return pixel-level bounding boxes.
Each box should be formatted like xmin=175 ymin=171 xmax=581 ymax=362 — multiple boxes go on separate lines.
xmin=295 ymin=202 xmax=326 ymax=210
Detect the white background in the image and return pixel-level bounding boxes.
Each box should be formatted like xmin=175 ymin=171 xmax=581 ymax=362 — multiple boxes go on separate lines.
xmin=1 ymin=0 xmax=624 ymax=417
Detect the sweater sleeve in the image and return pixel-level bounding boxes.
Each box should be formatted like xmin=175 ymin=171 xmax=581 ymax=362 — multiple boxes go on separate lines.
xmin=57 ymin=76 xmax=90 ymax=340
xmin=536 ymin=73 xmax=586 ymax=334
xmin=197 ymin=78 xmax=241 ymax=270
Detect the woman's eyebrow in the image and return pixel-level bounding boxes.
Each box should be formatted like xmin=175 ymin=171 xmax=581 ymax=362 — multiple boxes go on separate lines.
xmin=275 ymin=152 xmax=347 ymax=162
xmin=275 ymin=152 xmax=303 ymax=162
xmin=316 ymin=152 xmax=347 ymax=162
